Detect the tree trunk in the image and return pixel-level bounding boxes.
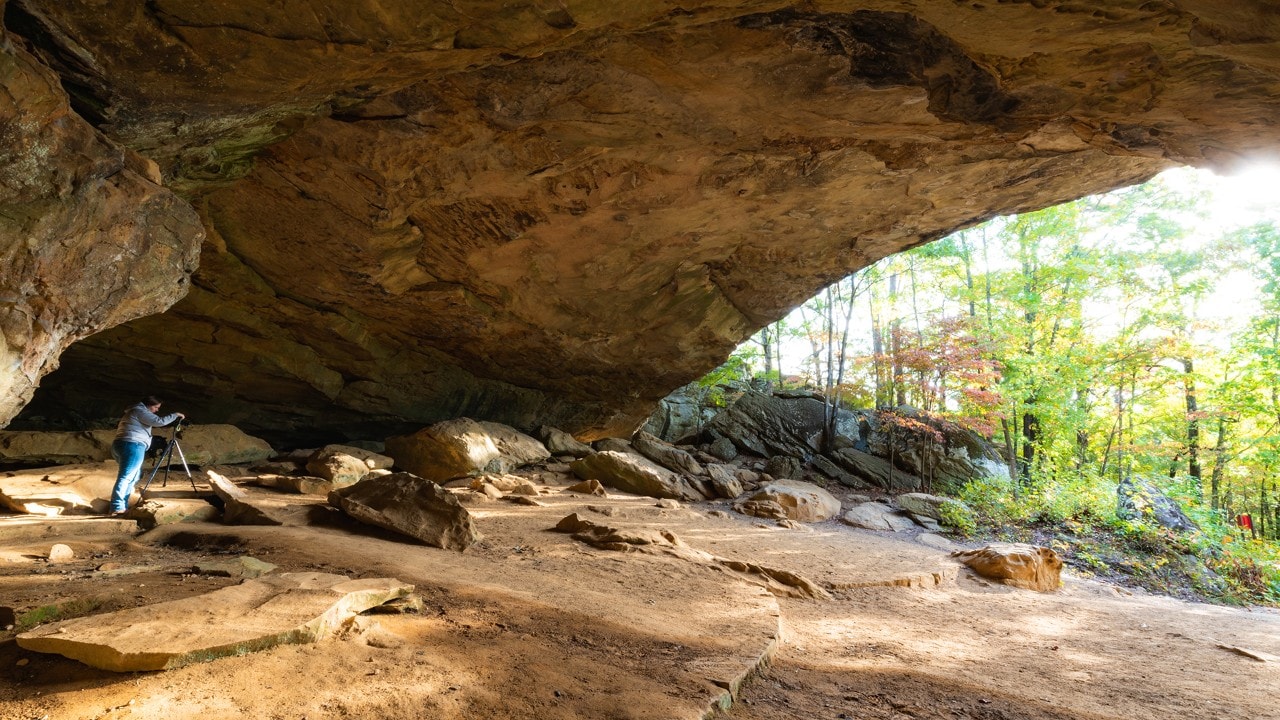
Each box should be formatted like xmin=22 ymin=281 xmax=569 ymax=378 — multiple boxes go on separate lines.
xmin=1182 ymin=358 xmax=1201 ymax=483
xmin=1001 ymin=417 xmax=1019 ymax=491
xmin=1209 ymin=417 xmax=1229 ymax=513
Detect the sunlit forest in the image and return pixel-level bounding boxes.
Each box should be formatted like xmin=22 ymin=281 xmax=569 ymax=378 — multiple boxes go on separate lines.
xmin=713 ymin=166 xmax=1280 ymax=602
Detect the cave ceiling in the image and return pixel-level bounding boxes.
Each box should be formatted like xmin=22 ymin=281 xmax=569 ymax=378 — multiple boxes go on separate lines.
xmin=2 ymin=1 xmax=1279 ymax=445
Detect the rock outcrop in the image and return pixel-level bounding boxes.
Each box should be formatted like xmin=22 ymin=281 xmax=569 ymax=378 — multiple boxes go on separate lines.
xmin=570 ymin=451 xmax=704 ymax=502
xmin=5 ymin=3 xmax=1280 ymax=442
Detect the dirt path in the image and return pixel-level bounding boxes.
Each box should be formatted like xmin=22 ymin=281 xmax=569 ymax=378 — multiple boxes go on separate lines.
xmin=1 ymin=473 xmax=1278 ymax=720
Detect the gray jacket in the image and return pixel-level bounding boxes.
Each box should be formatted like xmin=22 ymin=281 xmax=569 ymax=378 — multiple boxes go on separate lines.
xmin=114 ymin=403 xmax=181 ymax=446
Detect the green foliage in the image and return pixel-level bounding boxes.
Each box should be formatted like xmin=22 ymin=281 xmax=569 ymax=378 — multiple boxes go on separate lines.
xmin=937 ymin=500 xmax=977 ymax=536
xmin=16 ymin=597 xmax=103 ymax=632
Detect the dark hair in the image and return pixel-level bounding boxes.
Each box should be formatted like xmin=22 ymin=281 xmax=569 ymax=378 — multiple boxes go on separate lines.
xmin=142 ymin=395 xmax=163 ymax=407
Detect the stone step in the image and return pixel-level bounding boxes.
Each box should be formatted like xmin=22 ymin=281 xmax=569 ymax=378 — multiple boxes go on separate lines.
xmin=0 ymin=514 xmax=138 ymax=544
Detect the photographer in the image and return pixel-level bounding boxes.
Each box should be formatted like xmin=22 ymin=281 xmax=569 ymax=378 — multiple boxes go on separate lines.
xmin=108 ymin=395 xmax=184 ymax=515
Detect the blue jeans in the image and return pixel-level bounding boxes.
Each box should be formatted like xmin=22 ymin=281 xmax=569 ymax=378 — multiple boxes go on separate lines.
xmin=110 ymin=439 xmax=148 ymax=512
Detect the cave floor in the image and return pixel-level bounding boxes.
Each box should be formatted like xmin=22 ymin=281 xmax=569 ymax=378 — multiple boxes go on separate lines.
xmin=0 ymin=471 xmax=1277 ymax=720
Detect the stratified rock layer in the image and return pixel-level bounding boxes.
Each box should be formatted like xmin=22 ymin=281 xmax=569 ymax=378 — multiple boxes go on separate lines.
xmin=5 ymin=3 xmax=1280 ymax=442
xmin=17 ymin=572 xmax=412 ymax=671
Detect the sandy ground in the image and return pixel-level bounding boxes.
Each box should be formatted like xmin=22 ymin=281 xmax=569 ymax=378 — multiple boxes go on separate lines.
xmin=1 ymin=468 xmax=1278 ymax=720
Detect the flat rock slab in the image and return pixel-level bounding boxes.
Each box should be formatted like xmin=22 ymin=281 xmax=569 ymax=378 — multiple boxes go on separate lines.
xmin=18 ymin=572 xmax=412 ymax=671
xmin=0 ymin=515 xmax=137 ymax=543
xmin=0 ymin=462 xmax=118 ymax=515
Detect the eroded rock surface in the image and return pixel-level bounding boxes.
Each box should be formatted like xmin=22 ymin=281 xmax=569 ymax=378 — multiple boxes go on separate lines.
xmin=17 ymin=572 xmax=412 ymax=671
xmin=952 ymin=543 xmax=1064 ymax=592
xmin=5 ymin=3 xmax=1280 ymax=442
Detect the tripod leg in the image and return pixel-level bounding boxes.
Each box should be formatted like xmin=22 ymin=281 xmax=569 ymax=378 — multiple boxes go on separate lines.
xmin=172 ymin=440 xmax=197 ymax=492
xmin=139 ymin=451 xmax=164 ymax=502
xmin=160 ymin=440 xmax=176 ymax=487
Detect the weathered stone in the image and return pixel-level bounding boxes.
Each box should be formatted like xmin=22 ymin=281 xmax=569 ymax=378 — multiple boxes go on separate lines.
xmin=641 ymin=386 xmax=712 ymax=443
xmin=841 ymin=502 xmax=917 ymax=532
xmin=570 ymin=451 xmax=702 ymax=502
xmin=47 ymin=544 xmax=74 ymax=563
xmin=252 ymin=474 xmax=334 ymax=496
xmin=305 ymin=450 xmax=374 ymax=489
xmin=0 ymin=462 xmax=118 ymax=515
xmin=17 ymin=573 xmax=412 ymax=671
xmin=250 ymin=460 xmax=304 ymax=476
xmin=764 ymin=456 xmax=804 ymax=481
xmin=593 ymin=438 xmax=637 ymax=455
xmin=632 ymin=431 xmax=704 ymax=476
xmin=707 ymin=438 xmax=738 ymax=462
xmin=565 ymin=478 xmax=607 ymax=496
xmin=385 ymin=419 xmax=549 ymax=482
xmin=1117 ymin=477 xmax=1198 ymax=533
xmin=952 ymin=544 xmax=1063 ymax=592
xmin=534 ymin=426 xmax=594 ymax=458
xmin=206 ymin=471 xmax=284 ymax=526
xmin=705 ymin=464 xmax=744 ymax=500
xmin=746 ymin=479 xmax=842 ymax=523
xmin=329 ymin=472 xmax=480 ymax=551
xmin=194 ymin=556 xmax=277 ymax=579
xmin=127 ymin=499 xmax=220 ymax=530
xmin=831 ymin=448 xmax=924 ymax=492
xmin=896 ymin=493 xmax=971 ymax=525
xmin=473 ymin=474 xmax=539 ymax=495
xmin=734 ymin=500 xmax=789 ymax=521
xmin=0 ymin=425 xmax=272 ymax=468
xmin=0 ymin=33 xmax=202 ymax=427
xmin=313 ymin=444 xmax=394 ymax=470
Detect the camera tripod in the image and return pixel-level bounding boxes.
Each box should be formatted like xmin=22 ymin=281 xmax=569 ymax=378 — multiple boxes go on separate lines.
xmin=138 ymin=419 xmax=197 ymax=498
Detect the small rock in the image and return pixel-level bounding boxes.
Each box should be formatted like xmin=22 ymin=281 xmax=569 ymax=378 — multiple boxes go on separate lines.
xmin=707 ymin=438 xmax=738 ymax=461
xmin=48 ymin=544 xmax=74 ymax=563
xmin=565 ymin=478 xmax=607 ymax=496
xmin=656 ymin=498 xmax=680 ymax=509
xmin=16 ymin=658 xmax=28 ymax=667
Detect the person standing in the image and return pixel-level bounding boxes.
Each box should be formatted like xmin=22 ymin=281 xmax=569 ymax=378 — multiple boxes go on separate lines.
xmin=109 ymin=395 xmax=184 ymax=515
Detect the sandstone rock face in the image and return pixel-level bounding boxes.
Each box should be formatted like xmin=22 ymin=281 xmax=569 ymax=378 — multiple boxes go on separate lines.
xmin=570 ymin=451 xmax=703 ymax=502
xmin=0 ymin=27 xmax=204 ymax=428
xmin=385 ymin=419 xmax=549 ymax=482
xmin=952 ymin=543 xmax=1064 ymax=592
xmin=746 ymin=479 xmax=842 ymax=523
xmin=17 ymin=572 xmax=412 ymax=671
xmin=6 ymin=3 xmax=1280 ymax=442
xmin=897 ymin=492 xmax=972 ymax=525
xmin=0 ymin=425 xmax=272 ymax=467
xmin=328 ymin=472 xmax=480 ymax=551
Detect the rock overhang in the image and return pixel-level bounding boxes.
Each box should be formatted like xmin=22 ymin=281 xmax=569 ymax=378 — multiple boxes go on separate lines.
xmin=4 ymin=1 xmax=1280 ymax=445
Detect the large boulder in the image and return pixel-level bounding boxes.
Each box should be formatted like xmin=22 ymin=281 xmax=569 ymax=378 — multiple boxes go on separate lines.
xmin=830 ymin=448 xmax=924 ymax=493
xmin=328 ymin=472 xmax=480 ymax=551
xmin=1117 ymin=477 xmax=1198 ymax=533
xmin=534 ymin=426 xmax=594 ymax=458
xmin=0 ymin=425 xmax=273 ymax=468
xmin=952 ymin=544 xmax=1063 ymax=592
xmin=570 ymin=451 xmax=704 ymax=502
xmin=842 ymin=502 xmax=917 ymax=532
xmin=631 ymin=431 xmax=704 ymax=476
xmin=745 ymin=479 xmax=842 ymax=523
xmin=385 ymin=419 xmax=550 ymax=482
xmin=896 ymin=492 xmax=973 ymax=527
xmin=305 ymin=448 xmax=377 ymax=488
